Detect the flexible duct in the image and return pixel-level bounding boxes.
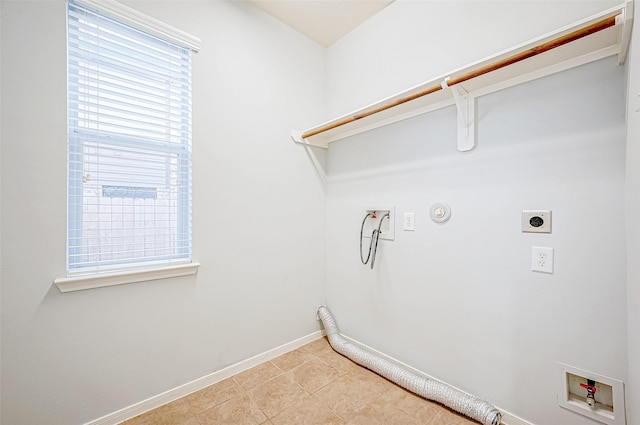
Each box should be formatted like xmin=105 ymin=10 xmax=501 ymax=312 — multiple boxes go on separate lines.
xmin=317 ymin=306 xmax=502 ymax=425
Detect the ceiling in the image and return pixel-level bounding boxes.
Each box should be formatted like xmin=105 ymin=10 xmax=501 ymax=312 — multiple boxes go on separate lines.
xmin=248 ymin=0 xmax=394 ymax=47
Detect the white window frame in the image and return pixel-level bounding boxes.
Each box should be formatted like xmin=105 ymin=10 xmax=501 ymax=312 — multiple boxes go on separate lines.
xmin=55 ymin=0 xmax=201 ymax=292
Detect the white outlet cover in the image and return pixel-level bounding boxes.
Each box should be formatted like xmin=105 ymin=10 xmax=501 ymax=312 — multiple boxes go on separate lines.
xmin=532 ymin=246 xmax=554 ymax=273
xmin=403 ymin=212 xmax=415 ymax=231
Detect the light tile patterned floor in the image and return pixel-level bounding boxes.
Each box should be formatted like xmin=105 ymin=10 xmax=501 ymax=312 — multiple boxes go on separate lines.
xmin=122 ymin=337 xmax=479 ymax=425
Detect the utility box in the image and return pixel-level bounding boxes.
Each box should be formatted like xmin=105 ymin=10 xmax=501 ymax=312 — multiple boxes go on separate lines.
xmin=363 ymin=205 xmax=395 ymax=241
xmin=558 ymin=363 xmax=625 ymax=425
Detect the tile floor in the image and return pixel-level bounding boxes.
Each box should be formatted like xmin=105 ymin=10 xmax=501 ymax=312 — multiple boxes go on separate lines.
xmin=122 ymin=337 xmax=480 ymax=425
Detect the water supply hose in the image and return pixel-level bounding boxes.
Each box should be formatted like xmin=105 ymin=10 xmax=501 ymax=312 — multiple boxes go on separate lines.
xmin=317 ymin=306 xmax=502 ymax=425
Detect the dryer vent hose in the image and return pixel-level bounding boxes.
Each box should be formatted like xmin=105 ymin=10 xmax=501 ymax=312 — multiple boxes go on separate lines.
xmin=317 ymin=306 xmax=502 ymax=425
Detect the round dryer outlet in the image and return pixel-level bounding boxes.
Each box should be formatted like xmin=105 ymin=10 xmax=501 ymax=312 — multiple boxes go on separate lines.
xmin=430 ymin=202 xmax=451 ymax=223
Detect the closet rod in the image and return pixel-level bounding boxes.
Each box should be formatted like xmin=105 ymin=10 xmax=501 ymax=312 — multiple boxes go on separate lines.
xmin=301 ymin=14 xmax=619 ymax=140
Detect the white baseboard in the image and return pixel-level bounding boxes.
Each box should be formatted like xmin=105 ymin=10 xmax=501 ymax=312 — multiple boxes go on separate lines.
xmin=340 ymin=334 xmax=536 ymax=425
xmin=499 ymin=411 xmax=536 ymax=425
xmin=84 ymin=330 xmax=325 ymax=425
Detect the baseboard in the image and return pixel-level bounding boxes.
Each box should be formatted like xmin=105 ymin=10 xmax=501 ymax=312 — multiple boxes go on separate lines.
xmin=84 ymin=330 xmax=325 ymax=425
xmin=340 ymin=334 xmax=536 ymax=425
xmin=499 ymin=411 xmax=536 ymax=425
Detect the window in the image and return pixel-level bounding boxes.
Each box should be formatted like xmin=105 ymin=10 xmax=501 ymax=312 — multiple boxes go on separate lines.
xmin=64 ymin=0 xmax=199 ymax=285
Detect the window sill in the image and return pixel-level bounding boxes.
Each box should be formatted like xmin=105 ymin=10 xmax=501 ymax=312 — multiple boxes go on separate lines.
xmin=53 ymin=262 xmax=200 ymax=293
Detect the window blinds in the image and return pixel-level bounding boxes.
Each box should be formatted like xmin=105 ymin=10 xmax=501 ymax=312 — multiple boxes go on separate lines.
xmin=67 ymin=0 xmax=193 ymax=273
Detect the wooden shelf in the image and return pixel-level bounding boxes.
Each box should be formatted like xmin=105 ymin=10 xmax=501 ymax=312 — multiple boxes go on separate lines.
xmin=292 ymin=2 xmax=633 ymax=150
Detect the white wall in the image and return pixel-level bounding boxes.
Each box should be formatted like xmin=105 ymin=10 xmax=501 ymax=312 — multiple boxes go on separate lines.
xmin=324 ymin=1 xmax=628 ymax=424
xmin=326 ymin=0 xmax=622 ymax=117
xmin=0 ymin=1 xmax=326 ymax=424
xmin=626 ymin=2 xmax=640 ymax=424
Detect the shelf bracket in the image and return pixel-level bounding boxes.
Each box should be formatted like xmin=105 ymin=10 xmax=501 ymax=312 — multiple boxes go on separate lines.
xmin=291 ymin=130 xmax=328 ymax=149
xmin=442 ymin=78 xmax=476 ymax=152
xmin=617 ymin=0 xmax=634 ymax=65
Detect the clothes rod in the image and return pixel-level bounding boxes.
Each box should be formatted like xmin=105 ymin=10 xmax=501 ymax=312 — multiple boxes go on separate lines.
xmin=301 ymin=14 xmax=619 ymax=140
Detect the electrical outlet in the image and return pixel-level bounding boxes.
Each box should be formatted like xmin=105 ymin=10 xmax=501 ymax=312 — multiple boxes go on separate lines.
xmin=522 ymin=210 xmax=552 ymax=233
xmin=403 ymin=212 xmax=415 ymax=231
xmin=532 ymin=246 xmax=554 ymax=273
